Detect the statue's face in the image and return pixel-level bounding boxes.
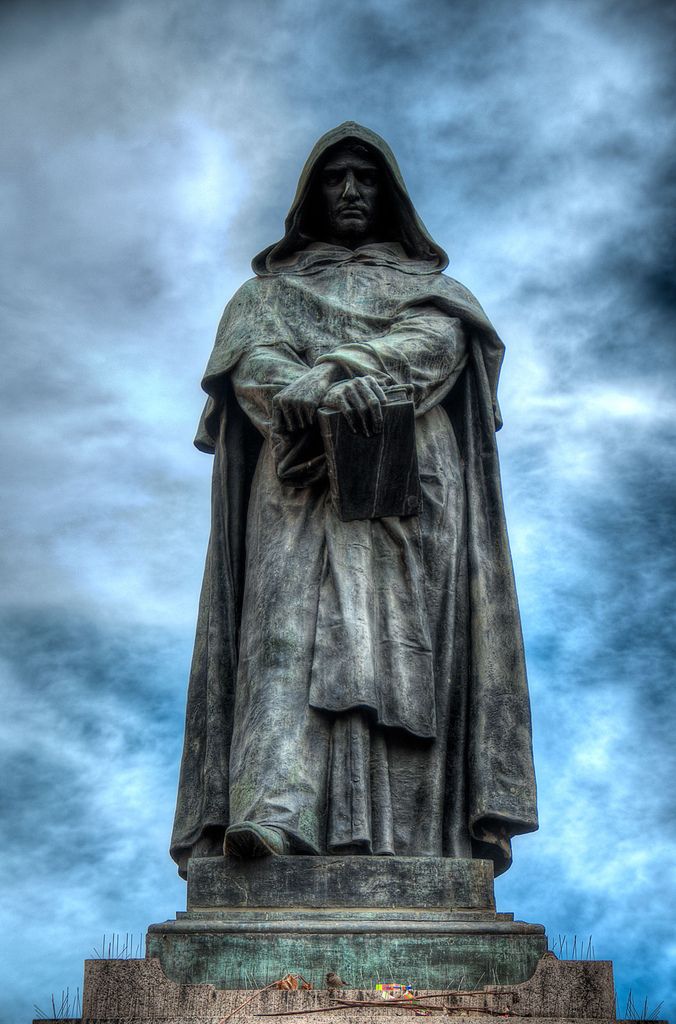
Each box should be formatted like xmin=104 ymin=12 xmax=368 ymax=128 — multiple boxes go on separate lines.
xmin=319 ymin=145 xmax=380 ymax=246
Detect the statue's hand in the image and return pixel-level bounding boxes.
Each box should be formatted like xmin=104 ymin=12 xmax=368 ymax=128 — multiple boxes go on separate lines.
xmin=321 ymin=376 xmax=387 ymax=436
xmin=272 ymin=364 xmax=338 ymax=433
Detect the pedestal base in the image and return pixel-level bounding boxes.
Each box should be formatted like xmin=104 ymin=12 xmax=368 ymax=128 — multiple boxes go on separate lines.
xmin=147 ymin=856 xmax=546 ymax=990
xmin=78 ymin=954 xmax=630 ymax=1022
xmin=45 ymin=857 xmax=669 ymax=1022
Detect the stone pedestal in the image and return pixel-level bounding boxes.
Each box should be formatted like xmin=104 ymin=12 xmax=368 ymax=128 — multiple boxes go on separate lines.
xmin=146 ymin=855 xmax=547 ymax=990
xmin=77 ymin=953 xmax=641 ymax=1022
xmin=61 ymin=858 xmax=669 ymax=1022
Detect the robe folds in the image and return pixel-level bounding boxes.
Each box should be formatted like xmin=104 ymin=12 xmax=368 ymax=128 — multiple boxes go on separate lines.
xmin=170 ymin=122 xmax=537 ymax=879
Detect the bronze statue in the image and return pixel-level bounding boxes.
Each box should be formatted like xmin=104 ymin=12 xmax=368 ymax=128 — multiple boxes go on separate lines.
xmin=170 ymin=122 xmax=537 ymax=879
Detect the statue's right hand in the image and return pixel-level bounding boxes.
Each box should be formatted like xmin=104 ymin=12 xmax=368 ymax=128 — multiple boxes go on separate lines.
xmin=321 ymin=376 xmax=387 ymax=436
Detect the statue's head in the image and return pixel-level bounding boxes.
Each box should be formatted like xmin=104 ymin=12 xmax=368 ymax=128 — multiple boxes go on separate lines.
xmin=252 ymin=122 xmax=449 ymax=275
xmin=314 ymin=141 xmax=382 ymax=247
xmin=301 ymin=137 xmax=401 ymax=248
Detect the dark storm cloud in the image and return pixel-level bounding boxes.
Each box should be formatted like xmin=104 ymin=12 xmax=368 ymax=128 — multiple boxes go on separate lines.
xmin=1 ymin=0 xmax=674 ymax=1020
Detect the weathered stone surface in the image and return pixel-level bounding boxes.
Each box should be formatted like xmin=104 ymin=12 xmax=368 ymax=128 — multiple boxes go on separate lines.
xmin=48 ymin=1015 xmax=671 ymax=1024
xmin=76 ymin=953 xmax=662 ymax=1023
xmin=490 ymin=954 xmax=614 ymax=1018
xmin=187 ymin=855 xmax=496 ymax=910
xmin=46 ymin=1015 xmax=671 ymax=1024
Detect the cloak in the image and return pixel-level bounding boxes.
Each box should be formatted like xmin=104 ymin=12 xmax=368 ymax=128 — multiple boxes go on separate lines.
xmin=171 ymin=122 xmax=537 ymax=878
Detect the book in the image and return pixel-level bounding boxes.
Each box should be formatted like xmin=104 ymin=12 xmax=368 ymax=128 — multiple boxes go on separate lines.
xmin=318 ymin=384 xmax=421 ymax=521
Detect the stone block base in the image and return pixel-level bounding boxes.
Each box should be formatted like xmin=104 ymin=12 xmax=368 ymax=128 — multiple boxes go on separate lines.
xmin=185 ymin=854 xmax=496 ymax=911
xmin=74 ymin=953 xmax=652 ymax=1022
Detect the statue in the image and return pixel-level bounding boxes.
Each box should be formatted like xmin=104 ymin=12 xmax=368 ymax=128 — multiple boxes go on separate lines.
xmin=170 ymin=122 xmax=537 ymax=881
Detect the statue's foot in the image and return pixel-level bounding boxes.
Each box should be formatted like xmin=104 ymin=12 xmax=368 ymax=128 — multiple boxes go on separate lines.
xmin=224 ymin=821 xmax=291 ymax=857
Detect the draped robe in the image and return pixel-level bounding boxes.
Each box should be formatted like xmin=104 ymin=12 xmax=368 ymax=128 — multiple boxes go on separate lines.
xmin=170 ymin=122 xmax=537 ymax=879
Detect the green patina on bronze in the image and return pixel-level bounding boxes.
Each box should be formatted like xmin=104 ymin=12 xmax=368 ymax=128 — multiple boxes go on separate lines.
xmin=146 ymin=924 xmax=547 ymax=990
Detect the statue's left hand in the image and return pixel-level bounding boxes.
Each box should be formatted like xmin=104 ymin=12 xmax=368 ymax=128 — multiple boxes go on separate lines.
xmin=272 ymin=364 xmax=338 ymax=433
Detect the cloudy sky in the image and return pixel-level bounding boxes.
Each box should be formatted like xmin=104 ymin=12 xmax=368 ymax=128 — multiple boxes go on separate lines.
xmin=1 ymin=0 xmax=674 ymax=1020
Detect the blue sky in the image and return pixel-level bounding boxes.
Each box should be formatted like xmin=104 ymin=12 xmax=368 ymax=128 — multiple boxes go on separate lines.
xmin=1 ymin=1 xmax=674 ymax=1021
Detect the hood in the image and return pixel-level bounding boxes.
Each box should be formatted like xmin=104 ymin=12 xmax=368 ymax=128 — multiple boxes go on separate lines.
xmin=252 ymin=122 xmax=449 ymax=276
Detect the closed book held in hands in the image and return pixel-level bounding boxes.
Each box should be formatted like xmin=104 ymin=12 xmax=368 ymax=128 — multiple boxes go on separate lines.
xmin=318 ymin=385 xmax=421 ymax=521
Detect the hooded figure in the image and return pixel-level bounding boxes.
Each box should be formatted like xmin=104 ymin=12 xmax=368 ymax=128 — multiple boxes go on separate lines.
xmin=170 ymin=123 xmax=537 ymax=880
